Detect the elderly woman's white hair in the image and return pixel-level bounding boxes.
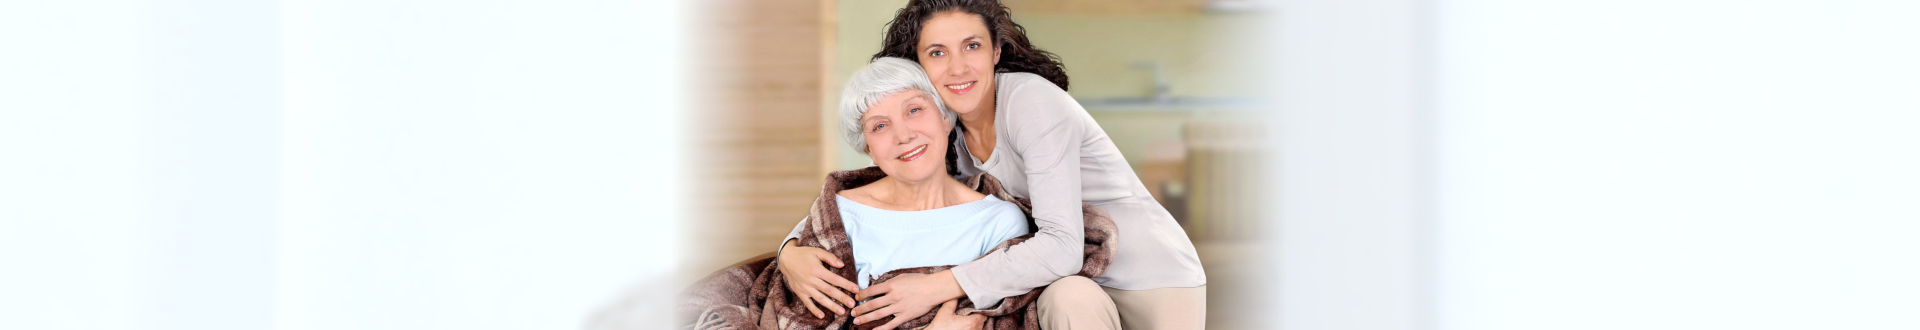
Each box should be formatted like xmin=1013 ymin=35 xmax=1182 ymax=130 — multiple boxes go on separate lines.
xmin=839 ymin=57 xmax=957 ymax=154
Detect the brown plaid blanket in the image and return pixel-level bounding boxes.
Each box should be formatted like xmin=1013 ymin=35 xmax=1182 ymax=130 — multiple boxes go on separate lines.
xmin=680 ymin=166 xmax=1117 ymax=330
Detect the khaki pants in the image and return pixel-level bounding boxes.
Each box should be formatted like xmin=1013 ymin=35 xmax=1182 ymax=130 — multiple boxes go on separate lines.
xmin=1034 ymin=276 xmax=1206 ymax=330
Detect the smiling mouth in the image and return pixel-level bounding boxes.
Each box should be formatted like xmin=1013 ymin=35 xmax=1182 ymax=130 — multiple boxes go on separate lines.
xmin=945 ymin=81 xmax=975 ymax=94
xmin=896 ymin=144 xmax=928 ymax=162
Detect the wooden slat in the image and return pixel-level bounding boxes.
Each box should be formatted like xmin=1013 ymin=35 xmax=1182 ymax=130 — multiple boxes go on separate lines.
xmin=681 ymin=0 xmax=837 ymax=275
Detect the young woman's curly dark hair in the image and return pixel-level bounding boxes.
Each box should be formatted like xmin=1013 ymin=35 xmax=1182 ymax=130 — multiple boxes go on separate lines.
xmin=872 ymin=0 xmax=1070 ymax=91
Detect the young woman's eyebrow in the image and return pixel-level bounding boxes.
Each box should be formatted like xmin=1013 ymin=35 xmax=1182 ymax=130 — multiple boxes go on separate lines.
xmin=925 ymin=35 xmax=983 ymax=50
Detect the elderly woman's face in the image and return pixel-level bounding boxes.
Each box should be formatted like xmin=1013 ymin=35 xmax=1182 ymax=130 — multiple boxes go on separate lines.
xmin=861 ymin=90 xmax=950 ymax=182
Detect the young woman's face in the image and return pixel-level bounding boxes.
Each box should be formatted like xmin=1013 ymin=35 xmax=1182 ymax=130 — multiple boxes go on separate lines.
xmin=916 ymin=11 xmax=999 ymax=117
xmin=861 ymin=90 xmax=951 ymax=183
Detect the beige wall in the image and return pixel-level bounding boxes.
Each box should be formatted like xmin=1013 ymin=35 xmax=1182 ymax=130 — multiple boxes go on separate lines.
xmin=1014 ymin=12 xmax=1267 ymax=100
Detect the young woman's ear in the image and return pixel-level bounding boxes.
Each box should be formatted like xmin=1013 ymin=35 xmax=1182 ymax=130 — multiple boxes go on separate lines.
xmin=991 ymin=42 xmax=1002 ymax=67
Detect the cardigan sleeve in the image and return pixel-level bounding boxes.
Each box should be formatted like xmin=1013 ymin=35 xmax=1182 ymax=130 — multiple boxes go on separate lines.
xmin=949 ymin=78 xmax=1088 ymax=309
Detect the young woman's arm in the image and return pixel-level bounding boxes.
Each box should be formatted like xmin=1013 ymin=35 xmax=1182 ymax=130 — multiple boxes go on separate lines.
xmin=948 ymin=83 xmax=1090 ymax=305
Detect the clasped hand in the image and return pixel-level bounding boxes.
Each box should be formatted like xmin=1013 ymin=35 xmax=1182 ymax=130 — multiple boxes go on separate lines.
xmin=777 ymin=240 xmax=983 ymax=330
xmin=853 ymin=271 xmax=981 ymax=330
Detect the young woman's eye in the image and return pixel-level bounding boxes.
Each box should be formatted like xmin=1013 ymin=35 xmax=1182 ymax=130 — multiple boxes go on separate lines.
xmin=929 ymin=50 xmax=945 ymax=57
xmin=967 ymin=43 xmax=979 ymax=50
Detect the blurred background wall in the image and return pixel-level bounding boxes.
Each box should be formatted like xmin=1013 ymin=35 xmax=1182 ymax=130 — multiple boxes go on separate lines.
xmin=1425 ymin=1 xmax=1920 ymax=328
xmin=1275 ymin=1 xmax=1920 ymax=330
xmin=2 ymin=1 xmax=685 ymax=329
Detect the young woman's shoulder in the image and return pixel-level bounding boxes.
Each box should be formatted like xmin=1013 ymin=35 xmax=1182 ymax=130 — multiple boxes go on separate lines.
xmin=996 ymin=72 xmax=1092 ymax=146
xmin=996 ymin=72 xmax=1068 ymax=100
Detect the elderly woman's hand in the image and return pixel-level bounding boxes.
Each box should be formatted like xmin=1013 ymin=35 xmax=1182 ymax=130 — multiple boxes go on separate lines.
xmin=777 ymin=239 xmax=861 ymax=318
xmin=853 ymin=271 xmax=967 ymax=330
xmin=926 ymin=300 xmax=988 ymax=330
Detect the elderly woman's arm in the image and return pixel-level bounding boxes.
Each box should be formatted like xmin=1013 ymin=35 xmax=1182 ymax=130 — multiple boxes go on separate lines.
xmin=776 ymin=217 xmax=861 ymax=318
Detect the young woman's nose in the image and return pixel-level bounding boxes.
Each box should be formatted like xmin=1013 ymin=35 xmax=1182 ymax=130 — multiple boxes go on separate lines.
xmin=945 ymin=56 xmax=969 ymax=77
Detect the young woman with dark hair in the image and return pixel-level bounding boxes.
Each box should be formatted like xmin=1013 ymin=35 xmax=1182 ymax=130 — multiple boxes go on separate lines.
xmin=777 ymin=1 xmax=1209 ymax=329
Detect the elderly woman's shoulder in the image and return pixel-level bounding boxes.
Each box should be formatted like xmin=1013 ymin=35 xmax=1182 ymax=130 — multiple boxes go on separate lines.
xmin=976 ymin=195 xmax=1031 ymax=235
xmin=977 ymin=195 xmax=1027 ymax=215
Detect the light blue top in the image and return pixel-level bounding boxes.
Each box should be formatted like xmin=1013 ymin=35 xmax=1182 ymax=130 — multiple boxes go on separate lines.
xmin=839 ymin=194 xmax=1031 ymax=290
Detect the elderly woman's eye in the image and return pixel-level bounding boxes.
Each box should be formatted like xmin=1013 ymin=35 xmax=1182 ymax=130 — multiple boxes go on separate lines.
xmin=909 ymin=107 xmax=920 ymax=114
xmin=872 ymin=123 xmax=886 ymax=131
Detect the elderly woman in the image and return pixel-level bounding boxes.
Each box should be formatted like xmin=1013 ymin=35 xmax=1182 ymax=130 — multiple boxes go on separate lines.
xmin=783 ymin=57 xmax=1027 ymax=328
xmin=682 ymin=58 xmax=1117 ymax=330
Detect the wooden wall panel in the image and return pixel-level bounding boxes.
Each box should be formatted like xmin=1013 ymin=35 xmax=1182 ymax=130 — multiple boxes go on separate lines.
xmin=683 ymin=0 xmax=835 ymax=275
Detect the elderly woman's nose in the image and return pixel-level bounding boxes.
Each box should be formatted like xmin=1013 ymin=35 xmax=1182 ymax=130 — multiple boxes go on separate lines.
xmin=892 ymin=126 xmax=915 ymax=144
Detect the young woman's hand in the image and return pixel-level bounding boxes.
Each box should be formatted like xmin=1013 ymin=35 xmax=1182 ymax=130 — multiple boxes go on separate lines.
xmin=777 ymin=239 xmax=861 ymax=318
xmin=852 ymin=271 xmax=966 ymax=330
xmin=925 ymin=300 xmax=987 ymax=330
